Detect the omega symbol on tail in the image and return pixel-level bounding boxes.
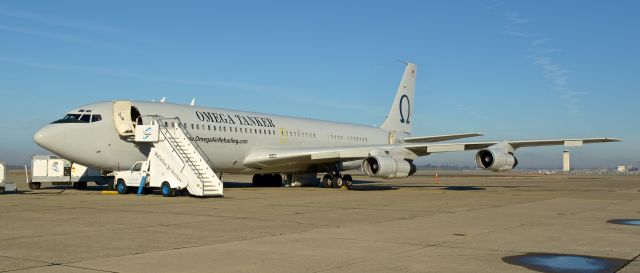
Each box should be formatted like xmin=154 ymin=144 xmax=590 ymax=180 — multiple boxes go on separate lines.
xmin=399 ymin=94 xmax=410 ymax=124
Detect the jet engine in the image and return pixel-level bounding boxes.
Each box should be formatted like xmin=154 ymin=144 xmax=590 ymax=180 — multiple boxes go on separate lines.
xmin=362 ymin=156 xmax=417 ymax=178
xmin=475 ymin=149 xmax=518 ymax=172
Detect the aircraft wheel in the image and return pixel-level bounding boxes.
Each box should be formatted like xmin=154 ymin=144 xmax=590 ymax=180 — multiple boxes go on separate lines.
xmin=28 ymin=182 xmax=41 ymax=190
xmin=262 ymin=174 xmax=273 ymax=186
xmin=116 ymin=179 xmax=129 ymax=194
xmin=161 ymin=182 xmax=176 ymax=197
xmin=252 ymin=174 xmax=263 ymax=187
xmin=322 ymin=174 xmax=333 ymax=188
xmin=343 ymin=175 xmax=353 ymax=190
xmin=332 ymin=176 xmax=343 ymax=188
xmin=272 ymin=174 xmax=283 ymax=187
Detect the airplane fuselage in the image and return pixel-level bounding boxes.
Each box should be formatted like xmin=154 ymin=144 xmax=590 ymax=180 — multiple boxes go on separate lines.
xmin=34 ymin=100 xmax=402 ymax=173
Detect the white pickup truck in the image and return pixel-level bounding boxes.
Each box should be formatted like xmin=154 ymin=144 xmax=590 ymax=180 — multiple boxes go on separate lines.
xmin=112 ymin=154 xmax=186 ymax=197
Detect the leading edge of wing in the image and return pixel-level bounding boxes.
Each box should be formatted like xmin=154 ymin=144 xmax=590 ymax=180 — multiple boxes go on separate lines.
xmin=404 ymin=137 xmax=622 ymax=156
xmin=403 ymin=133 xmax=483 ymax=143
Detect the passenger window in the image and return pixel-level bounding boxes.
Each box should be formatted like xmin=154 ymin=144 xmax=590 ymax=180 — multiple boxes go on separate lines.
xmin=80 ymin=114 xmax=91 ymax=123
xmin=91 ymin=115 xmax=102 ymax=122
xmin=131 ymin=163 xmax=142 ymax=172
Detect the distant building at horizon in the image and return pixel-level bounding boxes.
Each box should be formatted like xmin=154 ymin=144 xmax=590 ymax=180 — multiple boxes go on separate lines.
xmin=563 ymin=150 xmax=570 ymax=172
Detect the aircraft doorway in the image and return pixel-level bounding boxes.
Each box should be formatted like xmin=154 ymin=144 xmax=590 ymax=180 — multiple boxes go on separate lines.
xmin=113 ymin=101 xmax=142 ymax=137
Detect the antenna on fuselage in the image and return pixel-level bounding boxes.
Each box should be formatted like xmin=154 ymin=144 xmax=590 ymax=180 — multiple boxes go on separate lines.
xmin=190 ymin=98 xmax=196 ymax=106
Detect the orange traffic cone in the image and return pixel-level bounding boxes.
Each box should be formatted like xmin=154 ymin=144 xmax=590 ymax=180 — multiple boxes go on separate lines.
xmin=435 ymin=172 xmax=440 ymax=184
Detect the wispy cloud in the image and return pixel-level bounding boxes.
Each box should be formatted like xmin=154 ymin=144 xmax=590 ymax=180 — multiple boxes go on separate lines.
xmin=0 ymin=24 xmax=129 ymax=50
xmin=0 ymin=6 xmax=118 ymax=33
xmin=488 ymin=4 xmax=584 ymax=117
xmin=0 ymin=7 xmax=134 ymax=52
xmin=0 ymin=56 xmax=279 ymax=94
xmin=0 ymin=56 xmax=382 ymax=114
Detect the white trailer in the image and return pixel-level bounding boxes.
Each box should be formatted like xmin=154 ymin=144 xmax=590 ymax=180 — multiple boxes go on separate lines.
xmin=29 ymin=155 xmax=112 ymax=190
xmin=0 ymin=162 xmax=17 ymax=193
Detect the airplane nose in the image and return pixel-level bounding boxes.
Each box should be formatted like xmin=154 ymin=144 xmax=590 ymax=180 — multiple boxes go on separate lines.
xmin=34 ymin=125 xmax=58 ymax=151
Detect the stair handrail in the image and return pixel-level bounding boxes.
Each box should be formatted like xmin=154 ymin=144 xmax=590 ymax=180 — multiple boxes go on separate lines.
xmin=138 ymin=115 xmax=187 ymax=170
xmin=168 ymin=117 xmax=222 ymax=177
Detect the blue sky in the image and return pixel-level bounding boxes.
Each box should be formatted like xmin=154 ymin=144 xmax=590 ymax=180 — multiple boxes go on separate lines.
xmin=0 ymin=1 xmax=638 ymax=168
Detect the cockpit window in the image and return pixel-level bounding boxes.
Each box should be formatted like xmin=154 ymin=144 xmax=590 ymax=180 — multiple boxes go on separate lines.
xmin=51 ymin=113 xmax=102 ymax=124
xmin=63 ymin=114 xmax=82 ymax=120
xmin=79 ymin=114 xmax=91 ymax=123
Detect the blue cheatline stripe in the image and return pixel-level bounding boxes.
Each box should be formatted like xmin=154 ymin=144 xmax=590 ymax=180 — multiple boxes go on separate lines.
xmin=137 ymin=175 xmax=147 ymax=195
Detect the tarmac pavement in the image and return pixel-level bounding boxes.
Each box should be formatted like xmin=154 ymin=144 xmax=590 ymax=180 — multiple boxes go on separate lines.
xmin=1 ymin=171 xmax=639 ymax=272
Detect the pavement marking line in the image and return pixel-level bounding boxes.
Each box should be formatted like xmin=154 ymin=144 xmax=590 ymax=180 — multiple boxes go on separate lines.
xmin=100 ymin=191 xmax=119 ymax=195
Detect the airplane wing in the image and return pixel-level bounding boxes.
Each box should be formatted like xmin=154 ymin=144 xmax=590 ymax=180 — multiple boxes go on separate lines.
xmin=403 ymin=133 xmax=483 ymax=143
xmin=243 ymin=138 xmax=620 ymax=168
xmin=404 ymin=138 xmax=620 ymax=156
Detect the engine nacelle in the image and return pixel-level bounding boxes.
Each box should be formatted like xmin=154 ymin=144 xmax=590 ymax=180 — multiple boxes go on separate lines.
xmin=362 ymin=156 xmax=417 ymax=178
xmin=475 ymin=149 xmax=519 ymax=172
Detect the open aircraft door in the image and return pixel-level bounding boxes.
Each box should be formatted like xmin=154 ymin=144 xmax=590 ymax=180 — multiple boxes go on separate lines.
xmin=113 ymin=101 xmax=135 ymax=136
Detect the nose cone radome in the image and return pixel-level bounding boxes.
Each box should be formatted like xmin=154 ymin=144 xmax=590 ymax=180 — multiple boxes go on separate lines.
xmin=34 ymin=125 xmax=62 ymax=153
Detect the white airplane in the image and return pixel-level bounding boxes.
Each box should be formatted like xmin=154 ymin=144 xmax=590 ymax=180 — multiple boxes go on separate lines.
xmin=33 ymin=62 xmax=619 ymax=188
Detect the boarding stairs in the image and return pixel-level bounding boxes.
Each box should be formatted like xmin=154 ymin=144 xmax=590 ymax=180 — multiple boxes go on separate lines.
xmin=136 ymin=116 xmax=223 ymax=197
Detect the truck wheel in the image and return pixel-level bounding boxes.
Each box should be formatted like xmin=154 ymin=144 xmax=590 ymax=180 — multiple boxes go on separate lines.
xmin=29 ymin=182 xmax=41 ymax=190
xmin=75 ymin=182 xmax=88 ymax=190
xmin=116 ymin=179 xmax=129 ymax=194
xmin=161 ymin=182 xmax=176 ymax=197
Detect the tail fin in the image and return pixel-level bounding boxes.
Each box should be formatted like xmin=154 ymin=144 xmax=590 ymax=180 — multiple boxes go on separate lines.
xmin=380 ymin=62 xmax=417 ymax=134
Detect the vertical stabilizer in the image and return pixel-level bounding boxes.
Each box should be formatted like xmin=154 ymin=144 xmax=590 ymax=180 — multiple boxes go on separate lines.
xmin=380 ymin=62 xmax=417 ymax=134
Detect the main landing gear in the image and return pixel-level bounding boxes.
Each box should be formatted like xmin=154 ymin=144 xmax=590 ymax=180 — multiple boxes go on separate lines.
xmin=321 ymin=173 xmax=353 ymax=190
xmin=252 ymin=174 xmax=283 ymax=187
